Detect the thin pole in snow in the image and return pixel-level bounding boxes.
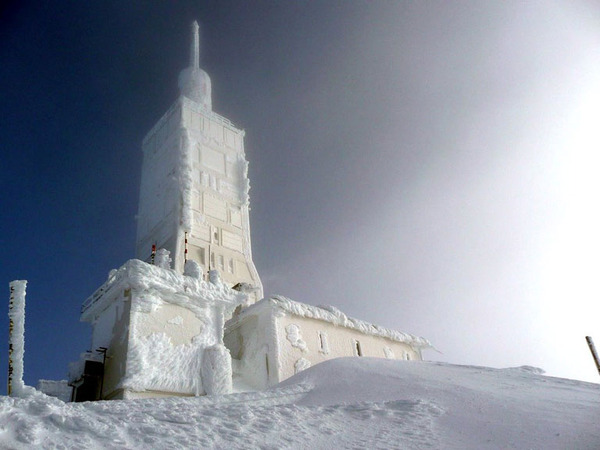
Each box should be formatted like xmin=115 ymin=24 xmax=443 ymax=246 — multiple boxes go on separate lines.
xmin=586 ymin=336 xmax=600 ymax=377
xmin=7 ymin=284 xmax=14 ymax=396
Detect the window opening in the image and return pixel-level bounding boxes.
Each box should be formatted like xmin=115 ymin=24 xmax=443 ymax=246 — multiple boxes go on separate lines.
xmin=318 ymin=331 xmax=329 ymax=354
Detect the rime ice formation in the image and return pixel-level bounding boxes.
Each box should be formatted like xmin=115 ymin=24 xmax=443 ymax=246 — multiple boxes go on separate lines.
xmin=201 ymin=344 xmax=233 ymax=395
xmin=178 ymin=21 xmax=212 ymax=110
xmin=184 ymin=259 xmax=203 ymax=279
xmin=70 ymin=259 xmax=246 ymax=400
xmin=135 ymin=20 xmax=262 ymax=301
xmin=285 ymin=324 xmax=308 ymax=352
xmin=8 ymin=280 xmax=27 ymax=397
xmin=155 ymin=248 xmax=172 ymax=269
xmin=273 ymin=296 xmax=431 ymax=348
xmin=294 ymin=357 xmax=311 ymax=374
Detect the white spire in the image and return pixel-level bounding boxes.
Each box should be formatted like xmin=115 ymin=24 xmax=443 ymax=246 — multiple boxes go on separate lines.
xmin=178 ymin=20 xmax=212 ymax=110
xmin=190 ymin=21 xmax=200 ymax=70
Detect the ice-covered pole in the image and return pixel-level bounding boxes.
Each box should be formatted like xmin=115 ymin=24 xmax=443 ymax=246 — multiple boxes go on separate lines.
xmin=8 ymin=280 xmax=27 ymax=397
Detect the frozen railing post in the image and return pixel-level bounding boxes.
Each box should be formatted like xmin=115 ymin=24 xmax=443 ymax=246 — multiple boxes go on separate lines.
xmin=155 ymin=248 xmax=172 ymax=269
xmin=8 ymin=280 xmax=27 ymax=397
xmin=585 ymin=336 xmax=600 ymax=377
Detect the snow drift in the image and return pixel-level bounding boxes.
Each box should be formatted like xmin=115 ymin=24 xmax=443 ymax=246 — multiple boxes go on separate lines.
xmin=0 ymin=358 xmax=598 ymax=449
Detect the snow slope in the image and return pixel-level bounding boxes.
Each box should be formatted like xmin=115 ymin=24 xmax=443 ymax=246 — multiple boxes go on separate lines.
xmin=0 ymin=358 xmax=598 ymax=449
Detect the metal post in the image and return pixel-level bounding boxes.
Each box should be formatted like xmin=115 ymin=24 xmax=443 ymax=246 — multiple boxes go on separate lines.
xmin=586 ymin=336 xmax=600 ymax=377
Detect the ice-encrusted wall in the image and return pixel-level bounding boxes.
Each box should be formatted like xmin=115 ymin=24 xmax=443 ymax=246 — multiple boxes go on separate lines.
xmin=225 ymin=296 xmax=430 ymax=389
xmin=75 ymin=259 xmax=246 ymax=399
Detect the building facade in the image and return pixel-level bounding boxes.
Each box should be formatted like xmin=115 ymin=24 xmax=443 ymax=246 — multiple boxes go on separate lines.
xmin=225 ymin=296 xmax=430 ymax=390
xmin=70 ymin=259 xmax=245 ymax=400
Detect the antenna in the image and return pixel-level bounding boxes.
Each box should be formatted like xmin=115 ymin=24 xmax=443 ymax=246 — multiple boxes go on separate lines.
xmin=190 ymin=21 xmax=200 ymax=70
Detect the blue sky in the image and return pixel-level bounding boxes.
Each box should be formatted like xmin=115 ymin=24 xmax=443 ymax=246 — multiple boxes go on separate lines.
xmin=2 ymin=1 xmax=600 ymax=392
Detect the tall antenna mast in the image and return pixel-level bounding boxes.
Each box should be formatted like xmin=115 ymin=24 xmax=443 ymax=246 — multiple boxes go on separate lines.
xmin=190 ymin=21 xmax=200 ymax=70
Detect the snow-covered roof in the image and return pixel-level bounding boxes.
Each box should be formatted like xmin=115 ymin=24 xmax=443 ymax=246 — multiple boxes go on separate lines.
xmin=229 ymin=295 xmax=431 ymax=350
xmin=81 ymin=259 xmax=245 ymax=321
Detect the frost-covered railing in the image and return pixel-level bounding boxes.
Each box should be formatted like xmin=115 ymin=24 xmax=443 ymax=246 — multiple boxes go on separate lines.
xmin=208 ymin=109 xmax=236 ymax=129
xmin=81 ymin=259 xmax=246 ymax=318
xmin=81 ymin=270 xmax=120 ymax=314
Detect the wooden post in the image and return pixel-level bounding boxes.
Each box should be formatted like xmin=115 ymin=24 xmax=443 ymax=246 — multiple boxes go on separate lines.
xmin=586 ymin=336 xmax=600 ymax=377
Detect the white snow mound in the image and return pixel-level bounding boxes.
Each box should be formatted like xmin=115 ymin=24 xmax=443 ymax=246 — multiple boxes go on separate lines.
xmin=0 ymin=358 xmax=598 ymax=449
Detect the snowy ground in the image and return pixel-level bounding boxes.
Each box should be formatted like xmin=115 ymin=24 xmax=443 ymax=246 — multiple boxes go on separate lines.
xmin=0 ymin=358 xmax=598 ymax=449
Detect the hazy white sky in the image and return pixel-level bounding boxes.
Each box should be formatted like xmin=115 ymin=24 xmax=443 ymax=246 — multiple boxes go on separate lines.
xmin=252 ymin=1 xmax=600 ymax=381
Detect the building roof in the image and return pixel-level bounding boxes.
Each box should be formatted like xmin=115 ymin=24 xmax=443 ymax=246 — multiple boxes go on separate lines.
xmin=228 ymin=295 xmax=432 ymax=350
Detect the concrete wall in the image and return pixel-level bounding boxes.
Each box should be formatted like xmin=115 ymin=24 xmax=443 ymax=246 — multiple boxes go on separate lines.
xmin=225 ymin=307 xmax=422 ymax=389
xmin=224 ymin=311 xmax=275 ymax=390
xmin=89 ymin=289 xmax=132 ymax=400
xmin=132 ymin=301 xmax=211 ymax=345
xmin=274 ymin=314 xmax=421 ymax=383
xmin=124 ymin=294 xmax=219 ymax=396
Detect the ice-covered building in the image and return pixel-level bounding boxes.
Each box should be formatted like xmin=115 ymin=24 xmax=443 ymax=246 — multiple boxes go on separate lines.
xmin=135 ymin=21 xmax=262 ymax=301
xmin=225 ymin=296 xmax=431 ymax=390
xmin=67 ymin=21 xmax=429 ymax=402
xmin=69 ymin=259 xmax=244 ymax=400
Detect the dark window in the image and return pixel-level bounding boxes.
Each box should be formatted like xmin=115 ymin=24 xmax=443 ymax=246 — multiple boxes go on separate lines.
xmin=354 ymin=340 xmax=362 ymax=357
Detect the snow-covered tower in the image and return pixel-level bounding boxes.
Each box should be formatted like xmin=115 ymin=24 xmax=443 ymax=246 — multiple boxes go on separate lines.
xmin=135 ymin=21 xmax=262 ymax=300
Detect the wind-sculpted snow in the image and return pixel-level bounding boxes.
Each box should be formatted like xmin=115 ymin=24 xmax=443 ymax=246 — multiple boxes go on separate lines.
xmin=81 ymin=259 xmax=245 ymax=319
xmin=122 ymin=332 xmax=205 ymax=394
xmin=0 ymin=359 xmax=598 ymax=449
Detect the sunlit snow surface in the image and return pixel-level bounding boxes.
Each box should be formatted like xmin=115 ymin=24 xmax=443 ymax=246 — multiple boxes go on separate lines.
xmin=0 ymin=358 xmax=598 ymax=449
